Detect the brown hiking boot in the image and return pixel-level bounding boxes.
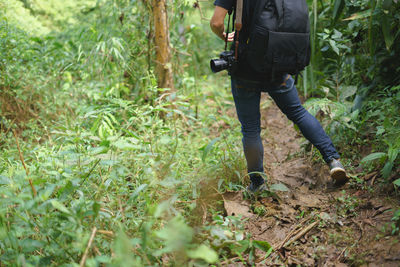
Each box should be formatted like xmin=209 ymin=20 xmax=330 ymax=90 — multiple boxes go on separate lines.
xmin=328 ymin=159 xmax=348 ymax=186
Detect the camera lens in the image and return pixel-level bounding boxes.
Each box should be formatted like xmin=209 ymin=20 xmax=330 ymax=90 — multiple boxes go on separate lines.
xmin=210 ymin=59 xmax=228 ymax=73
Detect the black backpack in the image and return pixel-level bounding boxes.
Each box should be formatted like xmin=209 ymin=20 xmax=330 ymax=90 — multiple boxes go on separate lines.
xmin=243 ymin=0 xmax=311 ymax=76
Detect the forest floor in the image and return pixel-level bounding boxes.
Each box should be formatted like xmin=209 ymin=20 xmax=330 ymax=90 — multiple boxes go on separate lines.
xmin=212 ymin=95 xmax=400 ymax=266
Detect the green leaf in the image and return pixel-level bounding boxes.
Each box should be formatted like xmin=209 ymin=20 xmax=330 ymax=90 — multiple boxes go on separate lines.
xmin=388 ymin=147 xmax=399 ymax=163
xmin=92 ymin=202 xmax=100 ymax=218
xmin=264 ymin=246 xmax=274 ymax=259
xmin=113 ymin=139 xmax=139 ymax=150
xmin=343 ymin=10 xmax=372 ymax=21
xmin=332 ymin=0 xmax=345 ymax=23
xmin=233 ymin=239 xmax=250 ymax=254
xmin=382 ymin=15 xmax=394 ymax=50
xmin=393 ymin=178 xmax=400 ymax=187
xmin=361 ymin=152 xmax=387 ymax=163
xmin=382 ymin=0 xmax=392 ymax=11
xmin=252 ymin=240 xmax=272 ymax=252
xmin=155 ymin=216 xmax=193 ymax=254
xmin=201 ymin=137 xmax=220 ymax=163
xmin=186 ymin=244 xmax=218 ymax=263
xmin=154 ymin=199 xmax=172 ymax=218
xmin=0 ymin=175 xmax=10 ymax=185
xmin=329 ymin=40 xmax=340 ymax=55
xmin=21 ymin=239 xmax=45 ymax=253
xmin=376 ymin=126 xmax=385 ymax=136
xmin=130 ymin=184 xmax=148 ymax=201
xmin=50 ymin=200 xmax=71 ymax=214
xmin=270 ymin=183 xmax=289 ymax=192
xmin=113 ymin=230 xmax=136 ymax=264
xmin=382 ymin=161 xmax=393 ymax=179
xmin=339 ymin=86 xmax=358 ymax=102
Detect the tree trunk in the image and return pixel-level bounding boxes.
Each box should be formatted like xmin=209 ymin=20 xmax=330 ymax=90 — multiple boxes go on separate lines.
xmin=152 ymin=0 xmax=174 ymax=90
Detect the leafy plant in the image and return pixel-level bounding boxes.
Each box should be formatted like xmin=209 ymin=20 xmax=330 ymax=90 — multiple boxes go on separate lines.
xmin=391 ymin=209 xmax=400 ymax=235
xmin=203 ymin=215 xmax=272 ymax=264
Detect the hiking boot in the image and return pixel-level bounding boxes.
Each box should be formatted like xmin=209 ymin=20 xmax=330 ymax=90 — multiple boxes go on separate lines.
xmin=246 ymin=181 xmax=267 ymax=194
xmin=328 ymin=158 xmax=348 ymax=186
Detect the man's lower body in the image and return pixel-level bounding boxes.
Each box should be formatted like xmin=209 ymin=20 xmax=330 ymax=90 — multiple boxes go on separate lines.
xmin=231 ymin=75 xmax=347 ymax=191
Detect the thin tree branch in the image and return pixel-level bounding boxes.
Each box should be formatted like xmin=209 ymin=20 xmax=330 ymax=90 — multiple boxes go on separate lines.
xmin=80 ymin=227 xmax=98 ymax=267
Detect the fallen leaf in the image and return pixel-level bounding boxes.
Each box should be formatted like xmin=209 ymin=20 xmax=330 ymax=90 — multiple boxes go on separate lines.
xmin=224 ymin=200 xmax=253 ymax=218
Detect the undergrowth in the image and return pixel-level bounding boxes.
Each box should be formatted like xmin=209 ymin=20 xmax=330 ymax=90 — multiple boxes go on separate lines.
xmin=0 ymin=1 xmax=258 ymax=265
xmin=1 ymin=0 xmax=399 ymax=265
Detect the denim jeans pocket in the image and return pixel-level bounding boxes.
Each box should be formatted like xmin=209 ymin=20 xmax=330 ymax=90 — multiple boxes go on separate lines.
xmin=231 ymin=79 xmax=260 ymax=99
xmin=269 ymin=74 xmax=294 ymax=94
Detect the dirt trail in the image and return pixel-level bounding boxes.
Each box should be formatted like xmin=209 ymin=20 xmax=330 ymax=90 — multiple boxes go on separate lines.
xmin=223 ymin=95 xmax=400 ymax=266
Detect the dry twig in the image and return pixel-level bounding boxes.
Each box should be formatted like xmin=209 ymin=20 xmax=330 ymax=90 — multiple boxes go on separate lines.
xmin=193 ymin=0 xmax=209 ymax=21
xmin=309 ymin=144 xmax=314 ymax=160
xmin=97 ymin=230 xmax=114 ymax=236
xmin=275 ymin=218 xmax=307 ymax=250
xmin=351 ymin=218 xmax=364 ymax=241
xmin=283 ymin=221 xmax=319 ymax=248
xmin=80 ymin=227 xmax=97 ymax=267
xmin=93 ymin=245 xmax=102 ymax=256
xmin=363 ymin=171 xmax=378 ymax=181
xmin=220 ymin=256 xmax=241 ymax=265
xmin=3 ymin=118 xmax=16 ymax=136
xmin=371 ymin=173 xmax=378 ymax=185
xmin=201 ymin=201 xmax=207 ymax=224
xmin=335 ymin=247 xmax=347 ymax=262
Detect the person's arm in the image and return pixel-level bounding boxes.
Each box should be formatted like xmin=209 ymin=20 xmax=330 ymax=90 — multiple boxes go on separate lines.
xmin=210 ymin=6 xmax=234 ymax=42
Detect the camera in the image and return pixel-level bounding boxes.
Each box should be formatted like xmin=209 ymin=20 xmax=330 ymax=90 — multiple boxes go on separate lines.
xmin=210 ymin=50 xmax=237 ymax=73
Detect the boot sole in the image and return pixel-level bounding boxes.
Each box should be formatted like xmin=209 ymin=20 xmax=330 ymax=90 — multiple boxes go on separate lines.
xmin=330 ymin=168 xmax=348 ymax=185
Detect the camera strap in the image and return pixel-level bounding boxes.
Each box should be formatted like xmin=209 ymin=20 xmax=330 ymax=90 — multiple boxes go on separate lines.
xmin=223 ymin=0 xmax=243 ymax=61
xmin=224 ymin=9 xmax=232 ymax=51
xmin=234 ymin=0 xmax=243 ymax=60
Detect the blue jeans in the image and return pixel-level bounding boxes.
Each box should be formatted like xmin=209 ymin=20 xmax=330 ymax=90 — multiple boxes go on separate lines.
xmin=231 ymin=75 xmax=340 ymax=185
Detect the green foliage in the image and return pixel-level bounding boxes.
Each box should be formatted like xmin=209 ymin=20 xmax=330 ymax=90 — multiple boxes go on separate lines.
xmin=301 ymin=0 xmax=400 ymax=179
xmin=1 ymin=0 xmax=399 ymax=265
xmin=2 ymin=0 xmax=97 ymax=34
xmin=0 ymin=0 xmax=244 ymax=265
xmin=186 ymin=244 xmax=219 ymax=264
xmin=201 ymin=215 xmax=272 ymax=264
xmin=361 ymin=137 xmax=399 ymax=179
xmin=335 ymin=190 xmax=360 ymax=217
xmin=391 ymin=209 xmax=400 ymax=235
